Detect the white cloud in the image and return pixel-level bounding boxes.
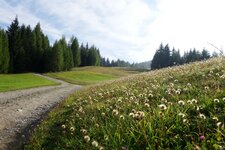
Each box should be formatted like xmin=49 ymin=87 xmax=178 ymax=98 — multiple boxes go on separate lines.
xmin=0 ymin=0 xmax=225 ymax=62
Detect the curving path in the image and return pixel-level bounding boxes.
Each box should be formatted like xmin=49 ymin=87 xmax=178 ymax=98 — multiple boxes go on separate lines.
xmin=0 ymin=74 xmax=82 ymax=150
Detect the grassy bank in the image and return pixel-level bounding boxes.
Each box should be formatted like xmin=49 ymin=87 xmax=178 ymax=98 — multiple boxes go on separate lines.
xmin=0 ymin=73 xmax=58 ymax=92
xmin=45 ymin=67 xmax=139 ymax=85
xmin=26 ymin=58 xmax=225 ymax=149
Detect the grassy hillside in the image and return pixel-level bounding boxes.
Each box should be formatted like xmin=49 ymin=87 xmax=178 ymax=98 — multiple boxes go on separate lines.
xmin=26 ymin=57 xmax=225 ymax=149
xmin=0 ymin=73 xmax=58 ymax=92
xmin=45 ymin=67 xmax=140 ymax=85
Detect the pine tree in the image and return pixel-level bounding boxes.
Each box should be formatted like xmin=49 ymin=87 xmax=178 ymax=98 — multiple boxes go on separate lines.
xmin=70 ymin=36 xmax=81 ymax=67
xmin=7 ymin=17 xmax=21 ymax=73
xmin=51 ymin=40 xmax=64 ymax=72
xmin=0 ymin=29 xmax=10 ymax=73
xmin=80 ymin=43 xmax=88 ymax=66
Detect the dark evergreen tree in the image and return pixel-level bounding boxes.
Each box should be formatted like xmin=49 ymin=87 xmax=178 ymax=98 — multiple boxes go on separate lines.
xmin=201 ymin=49 xmax=210 ymax=60
xmin=32 ymin=23 xmax=44 ymax=72
xmin=7 ymin=17 xmax=21 ymax=73
xmin=0 ymin=29 xmax=10 ymax=73
xmin=59 ymin=36 xmax=73 ymax=70
xmin=80 ymin=43 xmax=89 ymax=66
xmin=170 ymin=48 xmax=181 ymax=66
xmin=70 ymin=36 xmax=81 ymax=67
xmin=50 ymin=40 xmax=64 ymax=72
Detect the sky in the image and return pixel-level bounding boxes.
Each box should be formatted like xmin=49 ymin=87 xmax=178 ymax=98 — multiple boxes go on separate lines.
xmin=0 ymin=0 xmax=225 ymax=63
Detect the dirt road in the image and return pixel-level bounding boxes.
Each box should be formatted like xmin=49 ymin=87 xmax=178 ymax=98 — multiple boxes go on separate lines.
xmin=0 ymin=74 xmax=82 ymax=150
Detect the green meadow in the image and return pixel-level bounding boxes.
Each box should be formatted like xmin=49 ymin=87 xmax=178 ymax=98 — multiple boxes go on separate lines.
xmin=26 ymin=57 xmax=225 ymax=149
xmin=45 ymin=67 xmax=140 ymax=85
xmin=0 ymin=73 xmax=58 ymax=92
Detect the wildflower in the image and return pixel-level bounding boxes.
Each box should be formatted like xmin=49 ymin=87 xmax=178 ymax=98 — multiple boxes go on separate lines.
xmin=137 ymin=111 xmax=145 ymax=119
xmin=80 ymin=129 xmax=87 ymax=135
xmin=178 ymin=113 xmax=186 ymax=118
xmin=178 ymin=100 xmax=185 ymax=106
xmin=204 ymin=86 xmax=209 ymax=90
xmin=122 ymin=146 xmax=127 ymax=150
xmin=120 ymin=115 xmax=125 ymax=120
xmin=61 ymin=124 xmax=66 ymax=129
xmin=187 ymin=100 xmax=192 ymax=104
xmin=212 ymin=116 xmax=219 ymax=121
xmin=104 ymin=135 xmax=109 ymax=141
xmin=161 ymin=97 xmax=167 ymax=103
xmin=216 ymin=122 xmax=222 ymax=127
xmin=183 ymin=119 xmax=188 ymax=123
xmin=129 ymin=112 xmax=134 ymax=118
xmin=213 ymin=99 xmax=219 ymax=103
xmin=84 ymin=135 xmax=90 ymax=142
xmin=144 ymin=103 xmax=150 ymax=107
xmin=199 ymin=113 xmax=206 ymax=119
xmin=223 ymin=97 xmax=225 ymax=101
xmin=158 ymin=104 xmax=167 ymax=110
xmin=101 ymin=112 xmax=106 ymax=116
xmin=167 ymin=102 xmax=173 ymax=105
xmin=148 ymin=93 xmax=153 ymax=98
xmin=176 ymin=89 xmax=181 ymax=94
xmin=191 ymin=99 xmax=198 ymax=104
xmin=112 ymin=109 xmax=119 ymax=116
xmin=99 ymin=146 xmax=105 ymax=150
xmin=70 ymin=127 xmax=75 ymax=132
xmin=200 ymin=135 xmax=205 ymax=141
xmin=95 ymin=123 xmax=100 ymax=128
xmin=187 ymin=83 xmax=191 ymax=87
xmin=92 ymin=140 xmax=99 ymax=147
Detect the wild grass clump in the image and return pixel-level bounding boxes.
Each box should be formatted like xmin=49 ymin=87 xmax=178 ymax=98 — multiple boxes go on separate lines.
xmin=26 ymin=57 xmax=225 ymax=150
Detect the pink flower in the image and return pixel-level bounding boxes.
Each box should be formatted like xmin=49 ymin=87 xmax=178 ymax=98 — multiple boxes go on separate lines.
xmin=122 ymin=146 xmax=127 ymax=150
xmin=200 ymin=135 xmax=205 ymax=141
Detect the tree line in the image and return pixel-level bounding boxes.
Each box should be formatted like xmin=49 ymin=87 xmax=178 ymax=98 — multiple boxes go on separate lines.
xmin=0 ymin=17 xmax=103 ymax=73
xmin=151 ymin=43 xmax=217 ymax=70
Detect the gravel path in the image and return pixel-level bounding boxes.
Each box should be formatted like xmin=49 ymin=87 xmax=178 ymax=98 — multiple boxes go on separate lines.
xmin=0 ymin=74 xmax=82 ymax=150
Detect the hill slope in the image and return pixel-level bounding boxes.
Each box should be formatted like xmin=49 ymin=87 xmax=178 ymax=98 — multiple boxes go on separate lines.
xmin=26 ymin=57 xmax=225 ymax=149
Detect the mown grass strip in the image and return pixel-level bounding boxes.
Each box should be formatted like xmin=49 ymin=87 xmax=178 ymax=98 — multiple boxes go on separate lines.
xmin=0 ymin=73 xmax=58 ymax=92
xmin=45 ymin=67 xmax=140 ymax=85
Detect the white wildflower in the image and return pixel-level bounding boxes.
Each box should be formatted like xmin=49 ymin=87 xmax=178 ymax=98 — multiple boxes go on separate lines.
xmin=158 ymin=104 xmax=167 ymax=110
xmin=199 ymin=113 xmax=206 ymax=119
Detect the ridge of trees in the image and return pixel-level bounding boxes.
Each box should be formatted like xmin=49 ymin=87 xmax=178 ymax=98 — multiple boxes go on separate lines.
xmin=151 ymin=43 xmax=216 ymax=70
xmin=0 ymin=17 xmax=109 ymax=73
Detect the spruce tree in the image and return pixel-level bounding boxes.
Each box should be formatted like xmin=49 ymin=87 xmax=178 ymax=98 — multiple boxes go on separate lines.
xmin=7 ymin=17 xmax=20 ymax=73
xmin=70 ymin=36 xmax=81 ymax=67
xmin=0 ymin=29 xmax=10 ymax=73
